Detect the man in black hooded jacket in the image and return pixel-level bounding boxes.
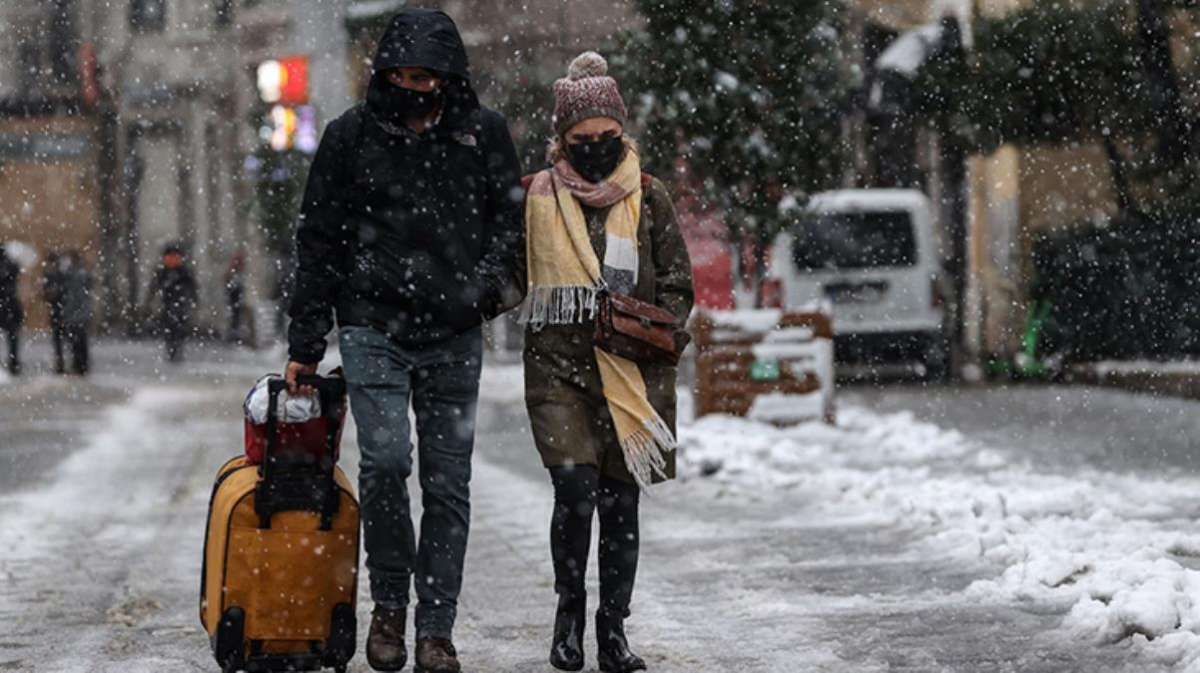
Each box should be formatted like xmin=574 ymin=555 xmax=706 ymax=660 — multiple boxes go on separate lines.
xmin=284 ymin=10 xmax=523 ymax=673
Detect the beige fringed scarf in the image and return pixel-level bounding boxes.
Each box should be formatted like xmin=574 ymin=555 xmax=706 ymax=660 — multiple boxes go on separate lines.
xmin=522 ymin=149 xmax=675 ymax=488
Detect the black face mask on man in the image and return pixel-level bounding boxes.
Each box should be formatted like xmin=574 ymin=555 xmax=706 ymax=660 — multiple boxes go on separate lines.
xmin=566 ymin=135 xmax=625 ymax=183
xmin=369 ymin=79 xmax=443 ymax=125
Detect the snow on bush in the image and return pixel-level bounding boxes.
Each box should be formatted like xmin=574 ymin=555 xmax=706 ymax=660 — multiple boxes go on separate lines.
xmin=677 ymin=402 xmax=1200 ymax=670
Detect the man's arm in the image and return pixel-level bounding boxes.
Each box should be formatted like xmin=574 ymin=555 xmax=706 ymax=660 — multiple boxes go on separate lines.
xmin=287 ymin=115 xmax=353 ymax=366
xmin=475 ymin=110 xmax=526 ymax=319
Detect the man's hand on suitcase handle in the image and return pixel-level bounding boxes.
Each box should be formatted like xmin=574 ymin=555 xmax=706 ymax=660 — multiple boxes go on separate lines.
xmin=285 ymin=361 xmax=319 ymax=396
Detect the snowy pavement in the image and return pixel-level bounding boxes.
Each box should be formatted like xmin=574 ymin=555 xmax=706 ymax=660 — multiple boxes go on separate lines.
xmin=1 ymin=346 xmax=1199 ymax=671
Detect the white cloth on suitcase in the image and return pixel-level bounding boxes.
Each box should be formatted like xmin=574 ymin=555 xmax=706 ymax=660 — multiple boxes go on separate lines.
xmin=243 ymin=374 xmax=322 ymax=425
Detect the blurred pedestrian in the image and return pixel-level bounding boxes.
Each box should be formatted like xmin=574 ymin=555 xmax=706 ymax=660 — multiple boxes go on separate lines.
xmin=224 ymin=249 xmax=247 ymax=344
xmin=59 ymin=251 xmax=92 ymax=375
xmin=42 ymin=251 xmax=67 ymax=374
xmin=516 ymin=52 xmax=693 ymax=673
xmin=284 ymin=9 xmax=523 ymax=673
xmin=150 ymin=244 xmax=197 ymax=363
xmin=0 ymin=244 xmax=23 ymax=376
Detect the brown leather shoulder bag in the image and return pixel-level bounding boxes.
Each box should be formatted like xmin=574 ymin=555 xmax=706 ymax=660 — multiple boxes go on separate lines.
xmin=594 ymin=290 xmax=686 ymax=365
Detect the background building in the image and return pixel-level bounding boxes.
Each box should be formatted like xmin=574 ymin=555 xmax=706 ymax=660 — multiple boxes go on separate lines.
xmin=0 ymin=0 xmax=358 ymax=336
xmin=843 ymin=0 xmax=1199 ymax=366
xmin=1 ymin=0 xmax=642 ymax=339
xmin=0 ymin=2 xmax=105 ymax=330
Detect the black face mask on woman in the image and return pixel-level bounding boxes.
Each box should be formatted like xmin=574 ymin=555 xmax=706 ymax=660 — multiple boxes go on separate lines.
xmin=566 ymin=135 xmax=625 ymax=183
xmin=369 ymin=82 xmax=443 ymax=125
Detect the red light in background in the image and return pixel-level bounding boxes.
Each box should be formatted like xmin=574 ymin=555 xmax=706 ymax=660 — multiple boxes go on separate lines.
xmin=279 ymin=56 xmax=309 ymax=106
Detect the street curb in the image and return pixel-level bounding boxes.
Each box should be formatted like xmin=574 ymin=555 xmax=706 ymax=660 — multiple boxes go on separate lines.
xmin=1071 ymin=365 xmax=1200 ymax=400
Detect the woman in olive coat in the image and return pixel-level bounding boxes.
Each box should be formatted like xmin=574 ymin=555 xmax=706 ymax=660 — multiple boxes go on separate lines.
xmin=513 ymin=51 xmax=693 ymax=673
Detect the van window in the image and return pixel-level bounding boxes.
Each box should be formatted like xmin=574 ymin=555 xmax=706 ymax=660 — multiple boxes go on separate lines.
xmin=791 ymin=211 xmax=917 ymax=270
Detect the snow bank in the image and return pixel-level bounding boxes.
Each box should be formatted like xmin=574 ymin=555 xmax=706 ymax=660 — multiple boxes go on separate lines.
xmin=677 ymin=402 xmax=1200 ymax=668
xmin=967 ymin=506 xmax=1200 ymax=672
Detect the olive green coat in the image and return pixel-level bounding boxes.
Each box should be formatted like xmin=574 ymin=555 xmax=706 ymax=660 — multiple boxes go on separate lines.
xmin=514 ymin=175 xmax=694 ymax=484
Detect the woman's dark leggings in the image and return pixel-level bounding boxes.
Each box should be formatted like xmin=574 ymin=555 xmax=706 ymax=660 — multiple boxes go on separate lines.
xmin=549 ymin=465 xmax=640 ymax=618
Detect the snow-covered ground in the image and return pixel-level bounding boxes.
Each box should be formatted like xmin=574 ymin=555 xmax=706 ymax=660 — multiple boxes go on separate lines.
xmin=0 ymin=349 xmax=1196 ymax=671
xmin=677 ymin=390 xmax=1200 ymax=672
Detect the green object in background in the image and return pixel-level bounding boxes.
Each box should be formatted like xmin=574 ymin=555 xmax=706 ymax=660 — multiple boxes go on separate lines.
xmin=751 ymin=359 xmax=782 ymax=381
xmin=987 ymin=301 xmax=1054 ymax=379
xmin=1017 ymin=302 xmax=1056 ymax=374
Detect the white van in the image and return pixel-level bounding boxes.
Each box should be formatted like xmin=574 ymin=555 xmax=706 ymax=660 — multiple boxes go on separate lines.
xmin=764 ymin=189 xmax=949 ymax=378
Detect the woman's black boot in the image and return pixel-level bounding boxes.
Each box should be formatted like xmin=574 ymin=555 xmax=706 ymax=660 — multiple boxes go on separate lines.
xmin=548 ymin=466 xmax=598 ymax=671
xmin=596 ymin=477 xmax=644 ymax=672
xmin=596 ymin=610 xmax=646 ymax=673
xmin=549 ymin=598 xmax=586 ymax=671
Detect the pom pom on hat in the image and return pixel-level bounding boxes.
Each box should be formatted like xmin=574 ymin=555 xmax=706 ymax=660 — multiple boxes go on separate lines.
xmin=568 ymin=51 xmax=609 ymax=80
xmin=553 ymin=51 xmax=628 ymax=136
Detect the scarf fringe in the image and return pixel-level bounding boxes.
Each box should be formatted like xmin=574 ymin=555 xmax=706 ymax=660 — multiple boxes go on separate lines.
xmin=619 ymin=414 xmax=677 ymax=490
xmin=520 ymin=285 xmax=598 ymax=330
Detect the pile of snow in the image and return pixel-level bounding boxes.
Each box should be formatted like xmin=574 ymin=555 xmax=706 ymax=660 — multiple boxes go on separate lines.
xmin=745 ymin=391 xmax=825 ymax=424
xmin=677 ymin=401 xmax=1200 ymax=669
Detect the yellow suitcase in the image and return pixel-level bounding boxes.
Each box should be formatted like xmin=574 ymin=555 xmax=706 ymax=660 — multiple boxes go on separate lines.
xmin=200 ymin=376 xmax=359 ymax=673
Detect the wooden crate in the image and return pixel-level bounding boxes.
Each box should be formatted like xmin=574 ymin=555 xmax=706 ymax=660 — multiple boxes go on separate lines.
xmin=692 ymin=309 xmax=835 ymax=424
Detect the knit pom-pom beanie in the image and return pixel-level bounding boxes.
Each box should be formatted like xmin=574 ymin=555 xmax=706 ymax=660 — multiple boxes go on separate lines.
xmin=553 ymin=51 xmax=628 ymax=136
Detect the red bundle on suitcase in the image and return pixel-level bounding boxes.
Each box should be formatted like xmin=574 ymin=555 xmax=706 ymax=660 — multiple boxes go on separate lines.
xmin=243 ymin=373 xmax=347 ymax=465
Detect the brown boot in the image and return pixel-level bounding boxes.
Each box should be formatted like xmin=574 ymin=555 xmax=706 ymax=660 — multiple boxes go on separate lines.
xmin=367 ymin=607 xmax=407 ymax=672
xmin=415 ymin=637 xmax=461 ymax=673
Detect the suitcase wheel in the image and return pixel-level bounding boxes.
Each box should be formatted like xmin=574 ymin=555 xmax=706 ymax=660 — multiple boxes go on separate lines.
xmin=324 ymin=603 xmax=357 ymax=668
xmin=215 ymin=606 xmax=245 ymax=672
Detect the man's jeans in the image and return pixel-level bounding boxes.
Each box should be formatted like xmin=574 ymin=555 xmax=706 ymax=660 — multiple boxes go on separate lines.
xmin=339 ymin=324 xmax=482 ymax=640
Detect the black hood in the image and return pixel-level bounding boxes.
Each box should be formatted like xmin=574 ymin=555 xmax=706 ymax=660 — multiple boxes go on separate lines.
xmin=373 ymin=8 xmax=470 ymax=77
xmin=368 ymin=9 xmax=479 ymax=128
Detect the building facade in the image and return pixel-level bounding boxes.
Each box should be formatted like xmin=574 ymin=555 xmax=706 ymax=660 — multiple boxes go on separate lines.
xmin=2 ymin=0 xmax=642 ymax=341
xmin=103 ymin=0 xmax=355 ymax=335
xmin=0 ymin=0 xmax=357 ymax=336
xmin=846 ymin=0 xmax=1166 ymax=365
xmin=0 ymin=2 xmax=106 ymax=330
